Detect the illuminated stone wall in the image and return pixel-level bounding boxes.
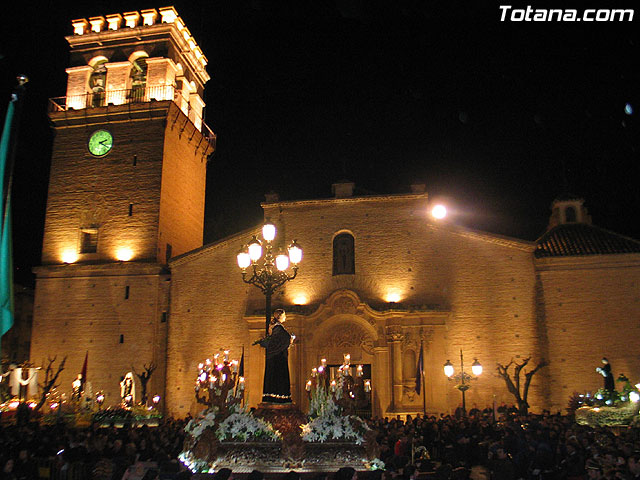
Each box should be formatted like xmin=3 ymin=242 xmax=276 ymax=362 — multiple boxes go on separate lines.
xmin=41 ymin=118 xmax=165 ymax=264
xmin=35 ymin=105 xmax=208 ymax=407
xmin=167 ymin=229 xmax=259 ymax=415
xmin=167 ymin=194 xmax=544 ymax=417
xmin=158 ymin=104 xmax=207 ymax=263
xmin=535 ymin=255 xmax=640 ymax=412
xmin=30 ymin=263 xmax=169 ymax=404
xmin=31 ymin=7 xmax=213 ymax=411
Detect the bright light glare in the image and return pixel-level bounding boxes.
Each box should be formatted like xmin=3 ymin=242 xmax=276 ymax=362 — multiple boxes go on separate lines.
xmin=444 ymin=362 xmax=454 ymax=378
xmin=275 ymin=253 xmax=290 ymax=271
xmin=630 ymin=391 xmax=640 ymax=403
xmin=61 ymin=250 xmax=78 ymax=264
xmin=288 ymin=241 xmax=302 ymax=264
xmin=386 ymin=292 xmax=401 ymax=303
xmin=432 ymin=204 xmax=447 ymax=219
xmin=262 ymin=223 xmax=276 ymax=241
xmin=248 ymin=237 xmax=262 ymax=261
xmin=237 ymin=251 xmax=250 ymax=269
xmin=116 ymin=247 xmax=134 ymax=261
xmin=293 ymin=295 xmax=308 ymax=305
xmin=472 ymin=361 xmax=483 ymax=376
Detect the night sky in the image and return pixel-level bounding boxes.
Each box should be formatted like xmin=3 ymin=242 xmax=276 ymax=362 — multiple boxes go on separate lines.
xmin=2 ymin=1 xmax=638 ymax=287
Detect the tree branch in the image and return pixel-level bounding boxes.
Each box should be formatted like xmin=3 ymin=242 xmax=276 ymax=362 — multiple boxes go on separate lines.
xmin=35 ymin=356 xmax=66 ymax=412
xmin=513 ymin=356 xmax=531 ymax=397
xmin=496 ymin=361 xmax=521 ymax=401
xmin=522 ymin=359 xmax=548 ymax=405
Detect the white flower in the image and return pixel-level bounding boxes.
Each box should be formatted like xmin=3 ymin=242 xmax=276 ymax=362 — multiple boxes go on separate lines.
xmin=216 ymin=412 xmax=280 ymax=442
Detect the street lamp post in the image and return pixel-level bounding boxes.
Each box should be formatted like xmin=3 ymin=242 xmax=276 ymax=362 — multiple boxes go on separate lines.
xmin=443 ymin=349 xmax=482 ymax=417
xmin=236 ymin=222 xmax=302 ymax=335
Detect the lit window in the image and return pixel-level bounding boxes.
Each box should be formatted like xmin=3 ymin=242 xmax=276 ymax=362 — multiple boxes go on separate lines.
xmin=333 ymin=233 xmax=355 ymax=275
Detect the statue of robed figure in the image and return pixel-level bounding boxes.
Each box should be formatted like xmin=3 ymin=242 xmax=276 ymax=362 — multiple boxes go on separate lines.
xmin=255 ymin=308 xmax=294 ymax=403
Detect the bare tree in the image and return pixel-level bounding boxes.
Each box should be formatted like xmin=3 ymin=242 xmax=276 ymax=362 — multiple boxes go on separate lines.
xmin=34 ymin=356 xmax=67 ymax=412
xmin=496 ymin=357 xmax=548 ymax=415
xmin=132 ymin=362 xmax=157 ymax=406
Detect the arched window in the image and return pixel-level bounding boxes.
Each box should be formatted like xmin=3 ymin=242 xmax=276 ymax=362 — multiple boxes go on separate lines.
xmin=129 ymin=56 xmax=148 ymax=102
xmin=333 ymin=233 xmax=355 ymax=275
xmin=565 ymin=206 xmax=577 ymax=223
xmin=89 ymin=60 xmax=107 ymax=107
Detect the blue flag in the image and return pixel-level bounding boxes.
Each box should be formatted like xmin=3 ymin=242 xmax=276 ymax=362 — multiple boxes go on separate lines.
xmin=0 ymin=88 xmax=18 ymax=362
xmin=415 ymin=345 xmax=424 ymax=394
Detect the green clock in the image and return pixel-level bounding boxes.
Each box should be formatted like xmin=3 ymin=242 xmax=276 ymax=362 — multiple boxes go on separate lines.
xmin=88 ymin=129 xmax=113 ymax=157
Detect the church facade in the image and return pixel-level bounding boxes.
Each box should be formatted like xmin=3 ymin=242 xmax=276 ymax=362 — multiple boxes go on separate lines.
xmin=30 ymin=8 xmax=640 ymax=418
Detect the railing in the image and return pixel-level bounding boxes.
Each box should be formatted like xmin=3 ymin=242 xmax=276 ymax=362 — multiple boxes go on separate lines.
xmin=48 ymin=86 xmax=215 ymax=144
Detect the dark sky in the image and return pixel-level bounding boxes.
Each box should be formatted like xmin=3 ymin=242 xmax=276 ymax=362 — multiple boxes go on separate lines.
xmin=2 ymin=1 xmax=638 ymax=286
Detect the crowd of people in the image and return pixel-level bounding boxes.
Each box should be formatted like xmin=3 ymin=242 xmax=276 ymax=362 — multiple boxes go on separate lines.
xmin=0 ymin=418 xmax=188 ymax=480
xmin=364 ymin=410 xmax=640 ymax=480
xmin=2 ymin=408 xmax=640 ymax=480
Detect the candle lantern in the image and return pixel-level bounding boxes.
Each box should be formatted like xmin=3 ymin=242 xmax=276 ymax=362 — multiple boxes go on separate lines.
xmin=194 ymin=349 xmax=245 ymax=415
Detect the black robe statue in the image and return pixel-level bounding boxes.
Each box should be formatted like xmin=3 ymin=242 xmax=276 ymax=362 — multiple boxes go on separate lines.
xmin=602 ymin=362 xmax=614 ymax=392
xmin=259 ymin=322 xmax=292 ymax=403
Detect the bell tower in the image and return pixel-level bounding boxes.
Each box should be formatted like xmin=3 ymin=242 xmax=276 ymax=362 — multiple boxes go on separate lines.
xmin=31 ymin=7 xmax=215 ymax=405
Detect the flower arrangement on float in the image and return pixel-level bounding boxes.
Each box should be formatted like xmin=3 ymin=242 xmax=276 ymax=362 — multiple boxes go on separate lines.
xmin=180 ymin=349 xmax=280 ymax=473
xmin=301 ymin=354 xmax=373 ymax=445
xmin=572 ymin=374 xmax=640 ymax=427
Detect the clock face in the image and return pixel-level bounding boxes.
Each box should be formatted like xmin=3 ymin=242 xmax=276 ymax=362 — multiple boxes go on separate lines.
xmin=88 ymin=130 xmax=113 ymax=157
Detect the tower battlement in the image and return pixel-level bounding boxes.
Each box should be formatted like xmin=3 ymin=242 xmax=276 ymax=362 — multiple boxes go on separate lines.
xmin=59 ymin=6 xmax=209 ymax=132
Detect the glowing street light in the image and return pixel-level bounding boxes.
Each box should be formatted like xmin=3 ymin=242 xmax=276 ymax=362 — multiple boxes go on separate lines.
xmin=236 ymin=222 xmax=302 ymax=334
xmin=443 ymin=349 xmax=482 ymax=417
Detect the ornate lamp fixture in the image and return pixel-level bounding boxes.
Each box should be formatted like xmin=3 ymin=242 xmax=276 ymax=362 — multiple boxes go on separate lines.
xmin=443 ymin=349 xmax=482 ymax=417
xmin=237 ymin=222 xmax=302 ymax=334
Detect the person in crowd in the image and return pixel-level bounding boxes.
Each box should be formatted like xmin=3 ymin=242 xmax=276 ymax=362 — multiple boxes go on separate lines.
xmin=214 ymin=467 xmax=233 ymax=480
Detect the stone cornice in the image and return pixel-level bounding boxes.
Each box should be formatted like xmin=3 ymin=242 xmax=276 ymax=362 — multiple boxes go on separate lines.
xmin=48 ymin=102 xmax=214 ymax=153
xmin=261 ymin=192 xmax=429 ymax=209
xmin=169 ymin=224 xmax=262 ymax=267
xmin=425 ymin=222 xmax=535 ymax=252
xmin=33 ymin=261 xmax=168 ymax=279
xmin=261 ymin=193 xmax=533 ymax=251
xmin=535 ymin=253 xmax=640 ymax=271
xmin=244 ymin=289 xmax=449 ymax=333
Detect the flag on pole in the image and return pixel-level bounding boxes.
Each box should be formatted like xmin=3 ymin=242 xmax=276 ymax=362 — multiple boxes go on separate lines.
xmin=80 ymin=351 xmax=88 ymax=388
xmin=0 ymin=86 xmax=19 ymax=363
xmin=414 ymin=345 xmax=424 ymax=394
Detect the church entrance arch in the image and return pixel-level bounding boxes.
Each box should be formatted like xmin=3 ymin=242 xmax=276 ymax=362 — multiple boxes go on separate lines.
xmin=310 ymin=313 xmax=377 ymax=366
xmin=297 ymin=289 xmax=384 ymax=415
xmin=310 ymin=313 xmax=377 ymax=417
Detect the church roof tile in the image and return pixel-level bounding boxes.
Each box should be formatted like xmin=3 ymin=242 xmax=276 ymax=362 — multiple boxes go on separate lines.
xmin=535 ymin=223 xmax=640 ymax=258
